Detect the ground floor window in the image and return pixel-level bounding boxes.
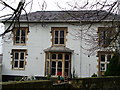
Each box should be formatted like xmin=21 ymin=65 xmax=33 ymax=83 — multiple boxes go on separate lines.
xmin=11 ymin=49 xmax=27 ymax=70
xmin=97 ymin=51 xmax=114 ymax=75
xmin=45 ymin=53 xmax=71 ymax=77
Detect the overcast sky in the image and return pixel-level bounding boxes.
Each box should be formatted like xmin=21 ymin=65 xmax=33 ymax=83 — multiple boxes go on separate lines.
xmin=0 ymin=0 xmax=116 ymax=16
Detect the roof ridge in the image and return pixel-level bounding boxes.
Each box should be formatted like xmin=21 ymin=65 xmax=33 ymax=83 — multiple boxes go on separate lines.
xmin=2 ymin=10 xmax=119 ymax=22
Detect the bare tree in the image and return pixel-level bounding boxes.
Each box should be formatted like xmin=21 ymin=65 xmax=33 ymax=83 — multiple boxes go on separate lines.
xmin=0 ymin=0 xmax=48 ymax=36
xmin=58 ymin=0 xmax=120 ymax=56
xmin=0 ymin=0 xmax=27 ymax=36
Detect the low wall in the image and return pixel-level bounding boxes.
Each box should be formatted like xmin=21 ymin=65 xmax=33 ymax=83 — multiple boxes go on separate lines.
xmin=1 ymin=77 xmax=120 ymax=89
xmin=0 ymin=80 xmax=53 ymax=90
xmin=71 ymin=76 xmax=120 ymax=89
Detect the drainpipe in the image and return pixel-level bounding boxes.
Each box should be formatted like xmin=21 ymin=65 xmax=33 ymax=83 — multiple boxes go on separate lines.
xmin=117 ymin=0 xmax=120 ymax=54
xmin=79 ymin=21 xmax=83 ymax=77
xmin=117 ymin=0 xmax=120 ymax=66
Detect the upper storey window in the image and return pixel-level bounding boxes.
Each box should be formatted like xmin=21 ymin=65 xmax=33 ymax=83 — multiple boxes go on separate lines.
xmin=51 ymin=27 xmax=67 ymax=46
xmin=98 ymin=27 xmax=116 ymax=47
xmin=13 ymin=27 xmax=28 ymax=45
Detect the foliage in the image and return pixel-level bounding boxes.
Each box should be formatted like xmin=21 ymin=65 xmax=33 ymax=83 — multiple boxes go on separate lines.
xmin=105 ymin=53 xmax=120 ymax=76
xmin=14 ymin=77 xmax=21 ymax=81
xmin=47 ymin=74 xmax=51 ymax=80
xmin=57 ymin=75 xmax=61 ymax=80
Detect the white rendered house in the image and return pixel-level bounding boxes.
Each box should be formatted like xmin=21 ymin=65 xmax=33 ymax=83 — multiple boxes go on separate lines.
xmin=1 ymin=11 xmax=118 ymax=81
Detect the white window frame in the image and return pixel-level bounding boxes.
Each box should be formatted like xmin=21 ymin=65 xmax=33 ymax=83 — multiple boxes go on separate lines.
xmin=100 ymin=54 xmax=113 ymax=71
xmin=51 ymin=27 xmax=67 ymax=46
xmin=12 ymin=50 xmax=26 ymax=70
xmin=14 ymin=27 xmax=28 ymax=45
xmin=53 ymin=30 xmax=65 ymax=45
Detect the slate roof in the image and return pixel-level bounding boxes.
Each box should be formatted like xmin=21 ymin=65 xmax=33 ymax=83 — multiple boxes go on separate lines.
xmin=3 ymin=10 xmax=120 ymax=22
xmin=44 ymin=46 xmax=74 ymax=53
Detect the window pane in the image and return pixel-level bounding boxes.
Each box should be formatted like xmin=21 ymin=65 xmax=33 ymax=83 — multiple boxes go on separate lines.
xmin=15 ymin=30 xmax=20 ymax=43
xmin=52 ymin=54 xmax=56 ymax=59
xmin=100 ymin=64 xmax=105 ymax=71
xmin=100 ymin=55 xmax=105 ymax=62
xmin=65 ymin=54 xmax=69 ymax=60
xmin=20 ymin=53 xmax=24 ymax=59
xmin=107 ymin=55 xmax=111 ymax=61
xmin=21 ymin=30 xmax=25 ymax=36
xmin=16 ymin=30 xmax=20 ymax=37
xmin=60 ymin=38 xmax=64 ymax=44
xmin=55 ymin=38 xmax=58 ymax=44
xmin=60 ymin=31 xmax=64 ymax=38
xmin=52 ymin=61 xmax=56 ymax=67
xmin=57 ymin=61 xmax=62 ymax=76
xmin=103 ymin=31 xmax=106 ymax=40
xmin=51 ymin=68 xmax=56 ymax=75
xmin=14 ymin=61 xmax=18 ymax=67
xmin=51 ymin=61 xmax=56 ymax=75
xmin=14 ymin=52 xmax=19 ymax=59
xmin=21 ymin=37 xmax=25 ymax=43
xmin=19 ymin=61 xmax=24 ymax=68
xmin=58 ymin=54 xmax=62 ymax=59
xmin=58 ymin=61 xmax=62 ymax=68
xmin=21 ymin=30 xmax=26 ymax=43
xmin=55 ymin=31 xmax=58 ymax=38
xmin=65 ymin=61 xmax=69 ymax=68
xmin=16 ymin=37 xmax=20 ymax=43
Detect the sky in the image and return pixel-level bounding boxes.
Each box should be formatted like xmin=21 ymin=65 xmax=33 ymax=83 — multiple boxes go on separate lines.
xmin=0 ymin=0 xmax=116 ymax=15
xmin=0 ymin=0 xmax=116 ymax=54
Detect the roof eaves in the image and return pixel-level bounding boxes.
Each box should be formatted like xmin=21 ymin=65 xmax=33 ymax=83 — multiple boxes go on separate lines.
xmin=1 ymin=19 xmax=120 ymax=23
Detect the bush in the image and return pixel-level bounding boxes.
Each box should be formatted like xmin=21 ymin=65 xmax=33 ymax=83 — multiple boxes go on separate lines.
xmin=57 ymin=75 xmax=60 ymax=80
xmin=105 ymin=53 xmax=120 ymax=76
xmin=47 ymin=74 xmax=51 ymax=80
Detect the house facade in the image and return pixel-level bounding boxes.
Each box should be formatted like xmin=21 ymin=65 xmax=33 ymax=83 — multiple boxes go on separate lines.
xmin=1 ymin=11 xmax=119 ymax=81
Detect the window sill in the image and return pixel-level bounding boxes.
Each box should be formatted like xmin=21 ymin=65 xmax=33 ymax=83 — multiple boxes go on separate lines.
xmin=13 ymin=43 xmax=26 ymax=46
xmin=12 ymin=68 xmax=25 ymax=70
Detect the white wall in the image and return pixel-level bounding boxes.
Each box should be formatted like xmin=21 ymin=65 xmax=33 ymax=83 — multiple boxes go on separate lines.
xmin=2 ymin=22 xmax=110 ymax=77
